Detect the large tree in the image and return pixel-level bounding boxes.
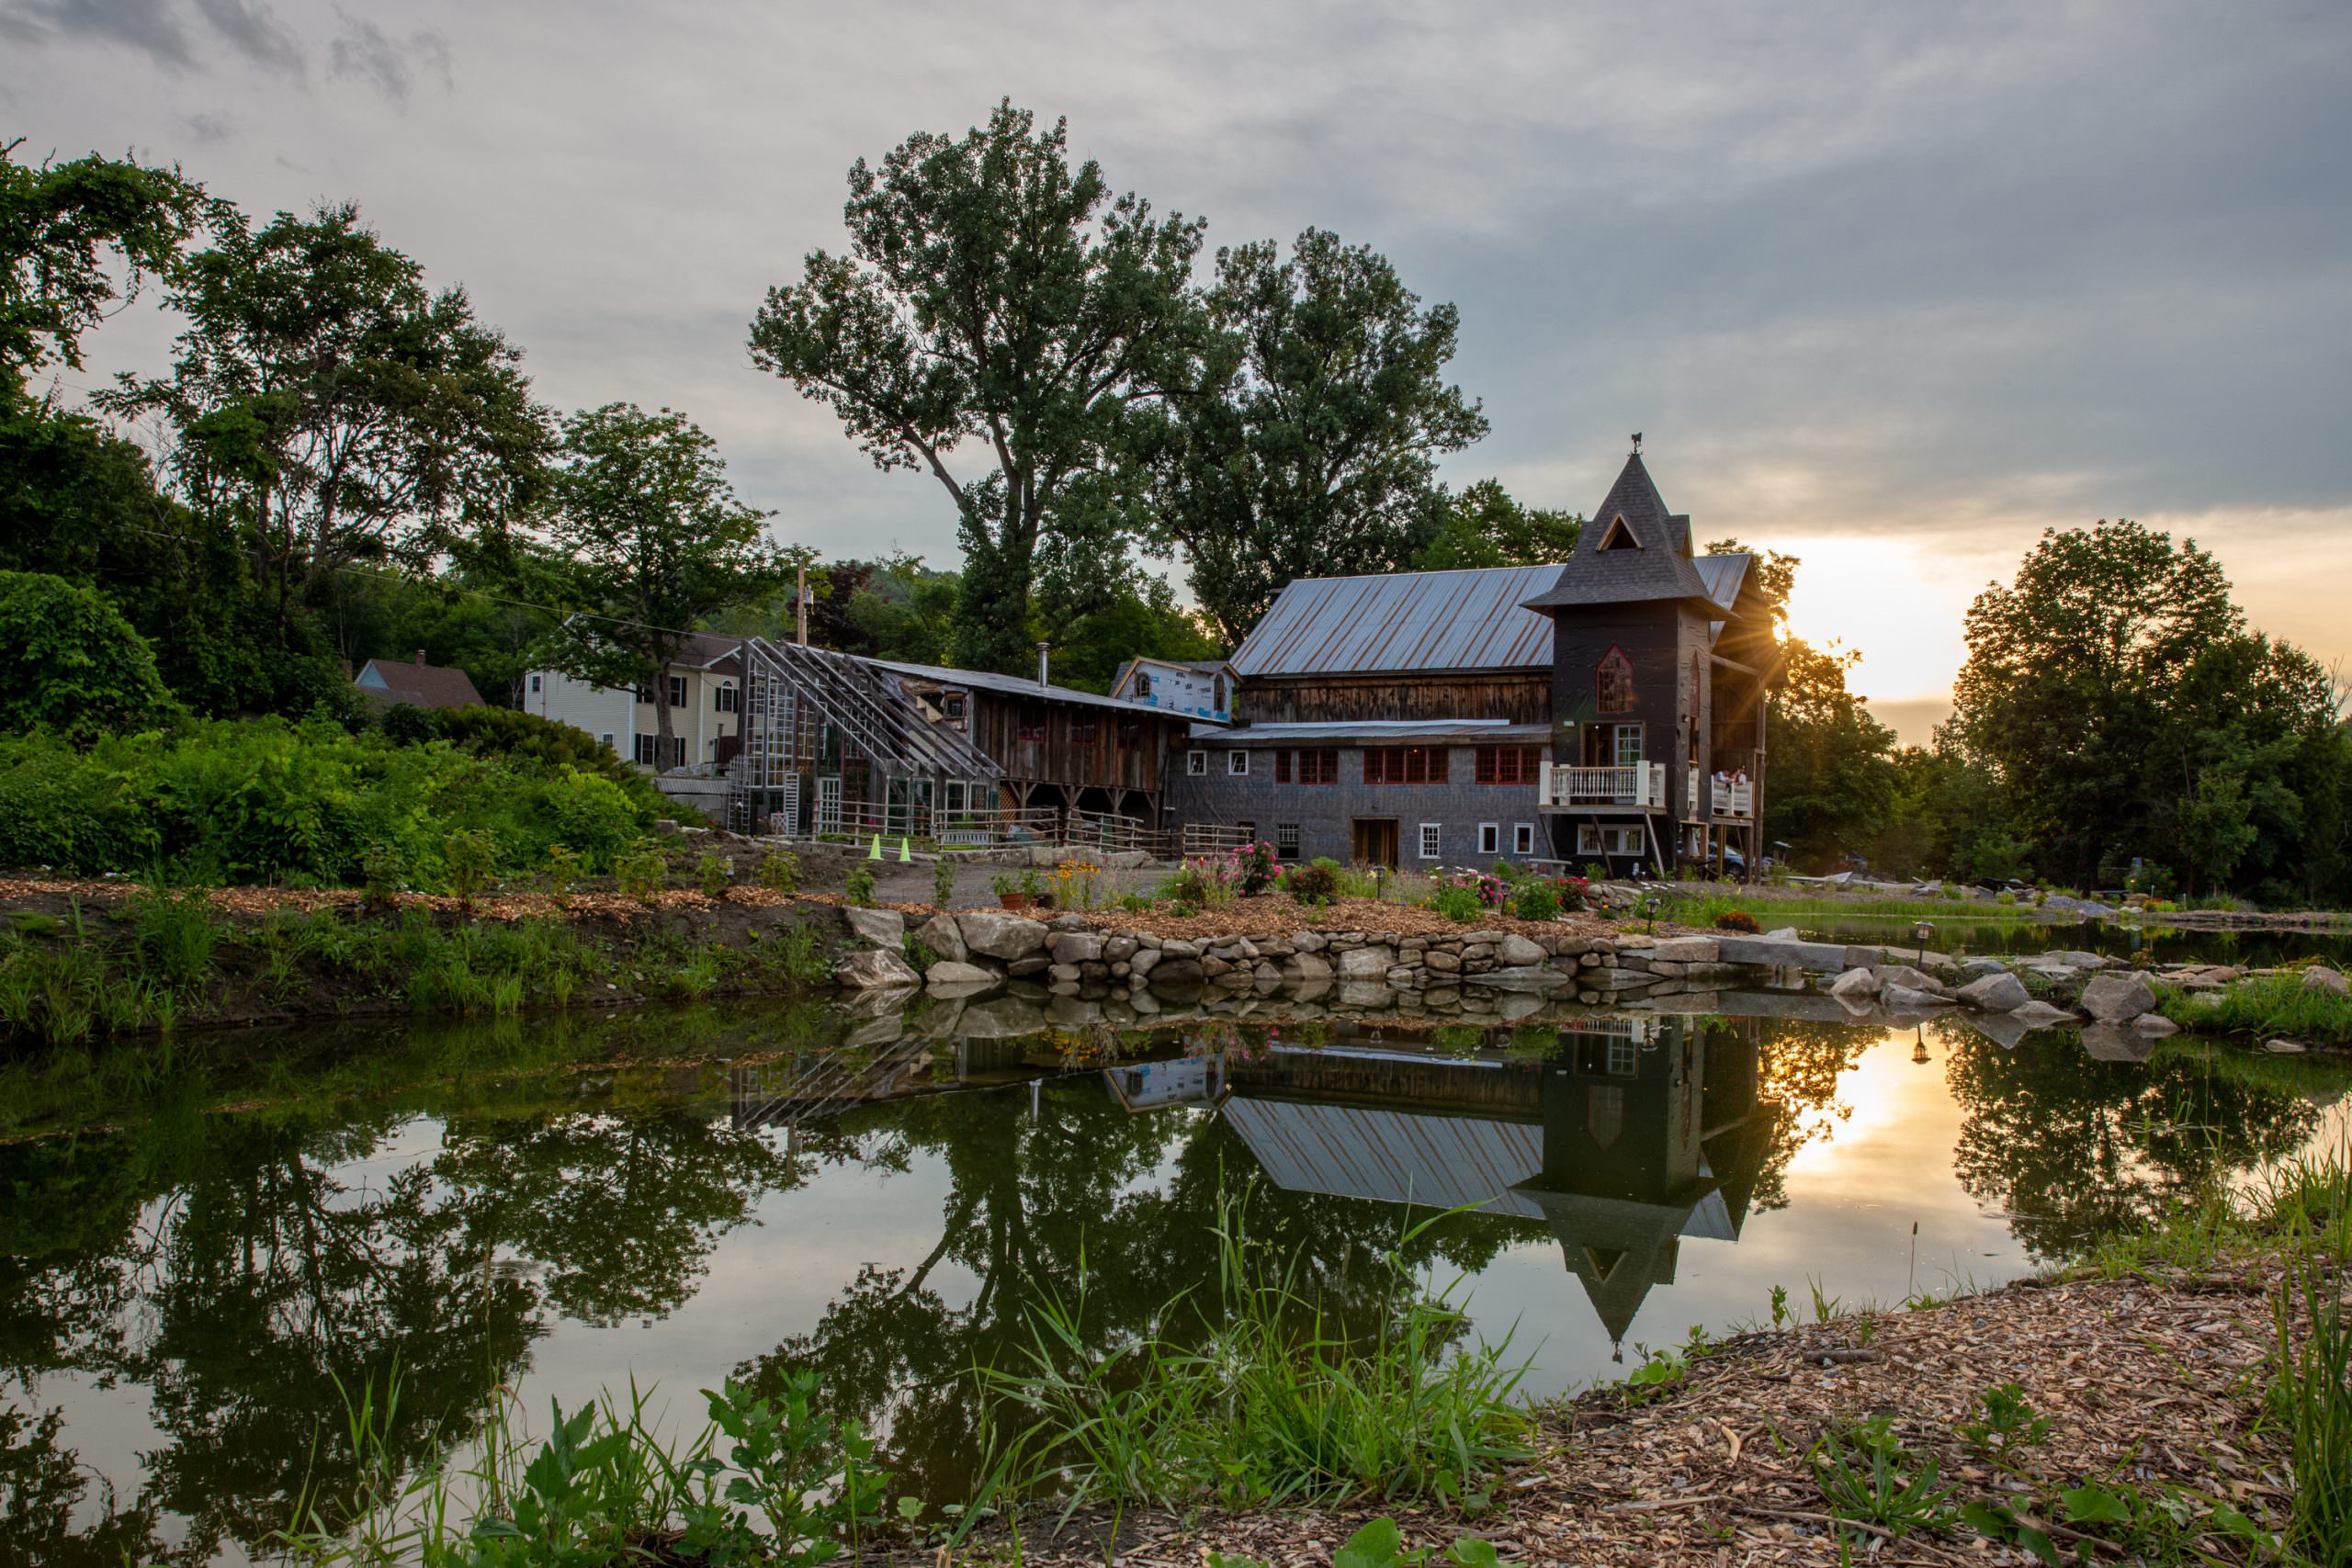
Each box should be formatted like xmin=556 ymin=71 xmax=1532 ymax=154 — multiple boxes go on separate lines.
xmin=1758 ymin=637 xmax=1900 ymax=866
xmin=1134 ymin=228 xmax=1488 ymax=642
xmin=98 ymin=203 xmax=552 ymax=634
xmin=1409 ymin=479 xmax=1581 ymax=571
xmin=531 ymin=402 xmax=789 ymax=768
xmin=748 ymin=102 xmax=1205 ymax=672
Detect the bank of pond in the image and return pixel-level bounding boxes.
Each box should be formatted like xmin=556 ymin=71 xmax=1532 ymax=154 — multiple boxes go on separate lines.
xmin=1 ymin=977 xmax=2346 ymax=1564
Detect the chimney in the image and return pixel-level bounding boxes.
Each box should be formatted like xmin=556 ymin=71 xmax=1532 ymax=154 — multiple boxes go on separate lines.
xmin=1036 ymin=641 xmax=1051 ymax=690
xmin=413 ymin=649 xmax=427 ymax=668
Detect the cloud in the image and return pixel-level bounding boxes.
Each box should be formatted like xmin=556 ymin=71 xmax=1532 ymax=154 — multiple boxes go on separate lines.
xmin=0 ymin=0 xmax=194 ymax=66
xmin=191 ymin=0 xmax=301 ymax=76
xmin=327 ymin=8 xmax=450 ymax=100
xmin=181 ymin=108 xmax=234 ymax=142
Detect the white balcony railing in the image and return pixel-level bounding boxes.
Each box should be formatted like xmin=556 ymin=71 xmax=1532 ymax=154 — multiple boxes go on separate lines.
xmin=1538 ymin=761 xmax=1668 ymax=811
xmin=1708 ymin=777 xmax=1755 ymax=818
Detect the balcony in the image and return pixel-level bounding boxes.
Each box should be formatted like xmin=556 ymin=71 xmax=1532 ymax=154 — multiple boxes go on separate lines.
xmin=1539 ymin=761 xmax=1668 ymax=811
xmin=1686 ymin=772 xmax=1757 ymax=818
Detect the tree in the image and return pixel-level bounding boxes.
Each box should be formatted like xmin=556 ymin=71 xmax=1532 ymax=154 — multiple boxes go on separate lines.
xmin=1951 ymin=520 xmax=2240 ymax=886
xmin=1 ymin=139 xmax=208 ymax=393
xmin=531 ymin=403 xmax=789 ymax=768
xmin=1408 ymin=479 xmax=1579 ymax=571
xmin=0 ymin=571 xmax=175 ymax=740
xmin=1133 ymin=228 xmax=1488 ymax=643
xmin=98 ymin=203 xmax=552 ymax=634
xmin=749 ymin=102 xmax=1206 ymax=672
xmin=1759 ymin=637 xmax=1899 ymax=866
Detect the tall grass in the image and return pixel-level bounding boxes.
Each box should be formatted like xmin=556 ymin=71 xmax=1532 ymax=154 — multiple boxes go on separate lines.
xmin=985 ymin=1186 xmax=1533 ymax=1518
xmin=2264 ymin=1151 xmax=2352 ymax=1564
xmin=2159 ymin=973 xmax=2352 ymax=1045
xmin=1657 ymin=889 xmax=2039 ymax=926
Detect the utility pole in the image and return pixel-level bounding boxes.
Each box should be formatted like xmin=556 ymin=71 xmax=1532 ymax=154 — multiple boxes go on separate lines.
xmin=796 ymin=559 xmax=808 ymax=647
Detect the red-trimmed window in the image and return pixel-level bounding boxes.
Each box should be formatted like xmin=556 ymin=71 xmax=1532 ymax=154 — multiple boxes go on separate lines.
xmin=1363 ymin=747 xmax=1447 ymax=784
xmin=1475 ymin=746 xmax=1542 ymax=784
xmin=1596 ymin=647 xmax=1634 ymax=714
xmin=1017 ymin=707 xmax=1047 ymax=742
xmin=1273 ymin=748 xmax=1339 ymax=784
xmin=1070 ymin=716 xmax=1099 ymax=745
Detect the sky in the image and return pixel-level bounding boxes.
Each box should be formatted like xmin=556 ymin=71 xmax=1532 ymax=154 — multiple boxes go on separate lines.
xmin=6 ymin=0 xmax=2349 ymax=742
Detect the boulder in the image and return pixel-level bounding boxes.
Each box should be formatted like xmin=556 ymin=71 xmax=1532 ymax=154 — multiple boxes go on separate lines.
xmin=842 ymin=906 xmax=906 ymax=948
xmin=924 ymin=960 xmax=1000 ymax=989
xmin=1337 ymin=946 xmax=1395 ymax=980
xmin=836 ymin=947 xmax=921 ymax=990
xmin=1148 ymin=957 xmax=1206 ymax=990
xmin=2079 ymin=971 xmax=2157 ymax=1024
xmin=956 ymin=910 xmax=1051 ymax=962
xmin=2266 ymin=1037 xmax=2309 ymax=1055
xmin=1828 ymin=967 xmax=1880 ymax=1000
xmin=1961 ymin=1010 xmax=2032 ymax=1050
xmin=1464 ymin=966 xmax=1571 ymax=991
xmin=2301 ymin=965 xmax=2350 ymax=998
xmin=1424 ymin=948 xmax=1462 ymax=973
xmin=914 ymin=913 xmax=968 ymax=964
xmin=1498 ymin=933 xmax=1548 ymax=967
xmin=1917 ymin=951 xmax=1962 ymax=980
xmin=2080 ymin=1022 xmax=2154 ymax=1063
xmin=1880 ymin=983 xmax=1951 ymax=1012
xmin=2045 ymin=950 xmax=2110 ymax=970
xmin=958 ymin=995 xmax=1057 ymax=1037
xmin=1102 ymin=935 xmax=1138 ymax=964
xmin=1290 ymin=952 xmax=1333 ymax=981
xmin=1649 ymin=935 xmax=1721 ymax=964
xmin=2132 ymin=1012 xmax=2180 ymax=1036
xmin=1714 ymin=935 xmax=1851 ymax=971
xmin=1874 ymin=964 xmax=1950 ymax=997
xmin=1128 ymin=947 xmax=1163 ymax=977
xmin=1960 ymin=956 xmax=2011 ymax=979
xmin=1956 ymin=971 xmax=2031 ymax=1013
xmin=1049 ymin=931 xmax=1106 ymax=965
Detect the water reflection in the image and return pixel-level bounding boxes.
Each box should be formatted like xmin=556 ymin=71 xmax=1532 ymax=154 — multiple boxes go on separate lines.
xmin=1 ymin=995 xmax=2343 ymax=1562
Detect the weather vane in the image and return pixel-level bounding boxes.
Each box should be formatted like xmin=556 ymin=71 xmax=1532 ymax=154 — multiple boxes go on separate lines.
xmin=1630 ymin=431 xmax=1643 ymax=454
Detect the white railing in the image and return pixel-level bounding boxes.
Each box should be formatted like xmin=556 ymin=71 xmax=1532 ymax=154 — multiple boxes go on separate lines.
xmin=1538 ymin=761 xmax=1668 ymax=810
xmin=1703 ymin=777 xmax=1755 ymax=818
xmin=1181 ymin=822 xmax=1258 ymax=857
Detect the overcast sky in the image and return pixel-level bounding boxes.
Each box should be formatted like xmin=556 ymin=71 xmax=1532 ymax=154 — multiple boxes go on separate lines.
xmin=7 ymin=0 xmax=2347 ymax=739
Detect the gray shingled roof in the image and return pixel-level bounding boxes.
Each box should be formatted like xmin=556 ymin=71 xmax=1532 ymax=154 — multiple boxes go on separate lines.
xmin=865 ymin=656 xmax=1215 ymax=721
xmin=354 ymin=658 xmax=484 ymax=710
xmin=1521 ymin=453 xmax=1722 ymax=612
xmin=1227 ymin=563 xmax=1564 ymax=678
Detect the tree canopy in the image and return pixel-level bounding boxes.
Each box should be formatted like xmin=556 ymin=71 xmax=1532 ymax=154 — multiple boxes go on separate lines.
xmin=1410 ymin=479 xmax=1580 ymax=571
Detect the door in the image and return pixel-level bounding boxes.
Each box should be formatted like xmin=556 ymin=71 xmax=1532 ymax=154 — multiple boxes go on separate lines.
xmin=1351 ymin=818 xmax=1399 ymax=869
xmin=816 ymin=775 xmax=842 ymax=836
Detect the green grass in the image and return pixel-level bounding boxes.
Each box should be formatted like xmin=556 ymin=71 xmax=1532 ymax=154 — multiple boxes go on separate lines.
xmin=983 ymin=1185 xmax=1534 ymax=1518
xmin=1655 ymin=889 xmax=2042 ymax=927
xmin=2157 ymin=973 xmax=2352 ymax=1045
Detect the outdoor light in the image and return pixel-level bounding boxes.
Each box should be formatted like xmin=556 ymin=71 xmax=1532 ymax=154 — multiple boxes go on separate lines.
xmin=1643 ymin=893 xmax=1661 ymax=933
xmin=1912 ymin=1026 xmax=1929 ymax=1066
xmin=1914 ymin=919 xmax=1935 ymax=964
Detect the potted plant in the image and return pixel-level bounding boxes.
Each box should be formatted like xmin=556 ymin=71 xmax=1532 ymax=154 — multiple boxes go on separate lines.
xmin=990 ymin=870 xmax=1028 ymax=911
xmin=1022 ymin=867 xmax=1052 ymax=908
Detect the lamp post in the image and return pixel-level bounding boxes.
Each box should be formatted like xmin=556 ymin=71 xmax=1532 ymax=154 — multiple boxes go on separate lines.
xmin=1913 ymin=919 xmax=1935 ymax=966
xmin=1912 ymin=1025 xmax=1930 ymax=1066
xmin=1644 ymin=893 xmax=1661 ymax=934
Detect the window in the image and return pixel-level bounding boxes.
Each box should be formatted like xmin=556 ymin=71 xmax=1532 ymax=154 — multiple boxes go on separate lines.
xmin=668 ymin=675 xmax=687 ymax=709
xmin=529 ymin=673 xmax=542 ymax=695
xmin=1227 ymin=750 xmax=1250 ymax=777
xmin=943 ymin=780 xmax=967 ymax=816
xmin=1478 ymin=822 xmax=1499 ymax=854
xmin=1598 ymin=514 xmax=1640 ymax=550
xmin=1596 ymin=647 xmax=1634 ymax=714
xmin=1418 ymin=823 xmax=1442 ymax=860
xmin=1275 ymin=823 xmax=1301 ymax=861
xmin=635 ymin=733 xmax=655 ymax=765
xmin=1187 ymin=750 xmax=1206 ymax=776
xmin=1069 ymin=716 xmax=1099 ymax=745
xmin=1116 ymin=716 xmax=1143 ymax=744
xmin=635 ymin=734 xmax=684 ymax=768
xmin=1212 ymin=673 xmax=1227 ymax=710
xmin=1474 ymin=745 xmax=1542 ymax=784
xmin=1131 ymin=671 xmax=1153 ymax=699
xmin=1576 ymin=824 xmax=1646 ymax=856
xmin=1513 ymin=822 xmax=1535 ymax=854
xmin=1017 ymin=706 xmax=1046 ymax=742
xmin=1613 ymin=723 xmax=1645 ymax=767
xmin=1363 ymin=747 xmax=1448 ymax=784
xmin=1273 ymin=748 xmax=1337 ymax=784
xmin=599 ymin=732 xmax=614 ymax=749
xmin=633 ymin=684 xmax=653 ymax=705
xmin=714 ymin=682 xmax=740 ymax=713
xmin=943 ymin=694 xmax=967 ymax=722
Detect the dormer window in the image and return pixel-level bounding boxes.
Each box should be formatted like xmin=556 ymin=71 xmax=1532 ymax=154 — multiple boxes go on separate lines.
xmin=1598 ymin=514 xmax=1640 ymax=550
xmin=1596 ymin=647 xmax=1634 ymax=714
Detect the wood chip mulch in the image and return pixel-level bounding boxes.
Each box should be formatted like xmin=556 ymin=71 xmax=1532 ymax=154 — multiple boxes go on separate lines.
xmin=1064 ymin=896 xmax=1630 ymax=943
xmin=0 ymin=875 xmax=799 ymax=922
xmin=992 ymin=1266 xmax=2307 ymax=1568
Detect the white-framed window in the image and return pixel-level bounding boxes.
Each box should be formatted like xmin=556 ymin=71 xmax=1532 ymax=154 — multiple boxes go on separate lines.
xmin=1227 ymin=750 xmax=1250 ymax=777
xmin=1477 ymin=822 xmax=1499 ymax=854
xmin=1187 ymin=750 xmax=1206 ymax=776
xmin=599 ymin=732 xmax=614 ymax=749
xmin=1418 ymin=822 xmax=1442 ymax=860
xmin=1513 ymin=822 xmax=1535 ymax=854
xmin=714 ymin=682 xmax=740 ymax=713
xmin=634 ymin=734 xmax=657 ymax=766
xmin=1575 ymin=824 xmax=1644 ymax=856
xmin=1275 ymin=823 xmax=1301 ymax=861
xmin=529 ymin=673 xmax=542 ymax=695
xmin=1613 ymin=723 xmax=1644 ymax=767
xmin=668 ymin=674 xmax=688 ymax=709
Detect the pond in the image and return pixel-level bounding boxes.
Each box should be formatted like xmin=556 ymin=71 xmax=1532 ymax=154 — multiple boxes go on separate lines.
xmin=3 ymin=967 xmax=2347 ymax=1564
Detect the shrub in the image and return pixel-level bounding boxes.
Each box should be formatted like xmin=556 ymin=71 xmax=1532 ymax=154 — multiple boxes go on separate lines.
xmin=1427 ymin=886 xmax=1484 ymax=922
xmin=1283 ymin=858 xmax=1341 ymax=907
xmin=933 ymin=856 xmax=956 ymax=908
xmin=0 ymin=570 xmax=176 ymax=741
xmin=1713 ymin=910 xmax=1761 ymax=933
xmin=1507 ymin=880 xmax=1559 ymax=921
xmin=697 ymin=852 xmax=732 ymax=898
xmin=614 ymin=847 xmax=667 ymax=902
xmin=443 ymin=829 xmax=498 ymax=906
xmin=544 ymin=844 xmax=580 ymax=907
xmin=843 ymin=865 xmax=876 ymax=908
xmin=759 ymin=851 xmax=800 ymax=893
xmin=1233 ymin=840 xmax=1277 ymax=896
xmin=130 ymin=887 xmax=219 ymax=987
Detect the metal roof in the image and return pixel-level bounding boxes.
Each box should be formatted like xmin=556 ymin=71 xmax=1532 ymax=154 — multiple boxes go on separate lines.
xmin=1227 ymin=563 xmax=1565 ymax=678
xmin=1521 ymin=453 xmax=1724 ymax=613
xmin=1196 ymin=719 xmax=1551 ymax=747
xmin=1219 ymin=1096 xmax=1548 ymax=1219
xmin=1693 ymin=554 xmax=1750 ymax=613
xmin=865 ymin=656 xmax=1225 ymax=723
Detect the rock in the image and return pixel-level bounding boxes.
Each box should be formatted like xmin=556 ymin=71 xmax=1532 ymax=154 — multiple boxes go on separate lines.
xmin=2010 ymin=999 xmax=2077 ymax=1029
xmin=1293 ymin=931 xmax=1328 ymax=953
xmin=1102 ymin=935 xmax=1138 ymax=964
xmin=1338 ymin=981 xmax=1396 ymax=1009
xmin=2301 ymin=965 xmax=2350 ymax=998
xmin=1650 ymin=936 xmax=1721 ymax=964
xmin=1128 ymin=947 xmax=1162 ymax=977
xmin=2132 ymin=1012 xmax=2180 ymax=1036
xmin=2043 ymin=950 xmax=2109 ymax=970
xmin=2266 ymin=1037 xmax=2309 ymax=1055
xmin=1874 ymin=964 xmax=1951 ymax=997
xmin=1956 ymin=972 xmax=2031 ymax=1012
xmin=2079 ymin=971 xmax=2157 ymax=1024
xmin=1917 ymin=952 xmax=1962 ymax=980
xmin=1424 ymin=948 xmax=1462 ymax=973
xmin=1199 ymin=954 xmax=1232 ymax=978
xmin=1961 ymin=957 xmax=2011 ymax=978
xmin=1337 ymin=946 xmax=1395 ymax=980
xmin=1048 ymin=963 xmax=1082 ymax=984
xmin=1464 ymin=965 xmax=1568 ymax=991
xmin=1715 ymin=936 xmax=1851 ymax=971
xmin=1148 ymin=957 xmax=1205 ymax=990
xmin=2080 ymin=1022 xmax=2154 ymax=1063
xmin=842 ymin=906 xmax=906 ymax=948
xmin=924 ymin=960 xmax=999 ymax=989
xmin=1498 ymin=934 xmax=1547 ymax=967
xmin=1880 ymin=983 xmax=1951 ymax=1011
xmin=956 ymin=910 xmax=1052 ymax=962
xmin=836 ymin=947 xmax=921 ymax=990
xmin=1049 ymin=931 xmax=1105 ymax=965
xmin=1048 ymin=912 xmax=1088 ymax=931
xmin=1829 ymin=967 xmax=1880 ymax=999
xmin=1962 ymin=1010 xmax=2032 ymax=1050
xmin=1291 ymin=952 xmax=1333 ymax=980
xmin=914 ymin=913 xmax=967 ymax=964
xmin=957 ymin=995 xmax=1054 ymax=1037
xmin=1005 ymin=953 xmax=1052 ymax=977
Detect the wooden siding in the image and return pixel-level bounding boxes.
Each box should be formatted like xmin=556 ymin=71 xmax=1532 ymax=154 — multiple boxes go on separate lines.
xmin=964 ymin=691 xmax=1178 ymax=794
xmin=1237 ymin=671 xmax=1551 ymax=727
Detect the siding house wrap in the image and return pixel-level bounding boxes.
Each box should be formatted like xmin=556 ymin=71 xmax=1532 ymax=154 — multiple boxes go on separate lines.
xmin=1166 ymin=446 xmax=1777 ymax=874
xmin=526 ymin=631 xmax=746 ymax=772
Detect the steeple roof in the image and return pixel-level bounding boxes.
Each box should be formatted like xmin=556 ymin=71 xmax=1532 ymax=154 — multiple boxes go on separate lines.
xmin=1520 ymin=451 xmax=1722 ymax=613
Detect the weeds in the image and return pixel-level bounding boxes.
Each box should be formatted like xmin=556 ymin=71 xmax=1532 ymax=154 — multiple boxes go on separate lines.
xmin=130 ymin=886 xmax=221 ymax=987
xmin=1809 ymin=1416 xmax=1953 ymax=1539
xmin=843 ymin=866 xmax=876 ymax=908
xmin=696 ymin=853 xmax=732 ymax=898
xmin=933 ymin=856 xmax=956 ymax=908
xmin=1954 ymin=1382 xmax=2050 ymax=1468
xmin=758 ymin=851 xmax=800 ymax=894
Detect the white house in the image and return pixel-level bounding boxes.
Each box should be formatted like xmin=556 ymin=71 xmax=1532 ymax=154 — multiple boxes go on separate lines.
xmin=1107 ymin=657 xmax=1233 ymax=724
xmin=525 ymin=632 xmax=745 ymax=772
